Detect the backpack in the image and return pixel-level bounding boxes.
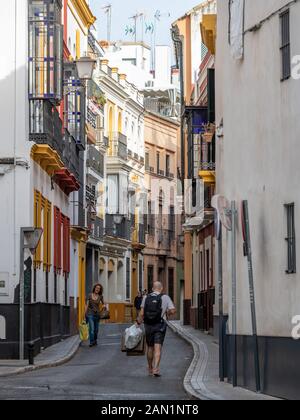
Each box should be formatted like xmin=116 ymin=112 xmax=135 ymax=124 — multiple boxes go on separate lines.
xmin=144 ymin=294 xmax=163 ymax=325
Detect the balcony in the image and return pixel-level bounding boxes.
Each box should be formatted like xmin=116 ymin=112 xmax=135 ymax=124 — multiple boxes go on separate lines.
xmin=132 ymin=224 xmax=146 ymax=249
xmin=105 ymin=214 xmax=131 ymax=241
xmin=88 ymin=216 xmax=104 ymax=242
xmin=30 ymin=100 xmax=63 ymax=157
xmin=28 ymin=0 xmax=63 ymax=104
xmin=62 ymin=130 xmax=80 ymax=182
xmin=108 ymin=132 xmax=128 ymax=160
xmin=86 ymin=145 xmax=104 ymax=178
xmin=103 ymin=136 xmax=109 ymax=148
xmin=166 ymin=171 xmax=175 ymax=179
xmin=64 ymin=62 xmax=86 ymax=151
xmin=144 ymin=97 xmax=178 ymax=118
xmin=158 ymin=229 xmax=171 ymax=250
xmin=199 ymin=135 xmax=216 ymax=184
xmin=71 ymin=200 xmax=86 ymax=228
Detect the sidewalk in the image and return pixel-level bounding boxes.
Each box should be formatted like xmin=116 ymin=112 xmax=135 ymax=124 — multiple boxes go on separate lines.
xmin=168 ymin=321 xmax=278 ymax=401
xmin=0 ymin=335 xmax=80 ymax=378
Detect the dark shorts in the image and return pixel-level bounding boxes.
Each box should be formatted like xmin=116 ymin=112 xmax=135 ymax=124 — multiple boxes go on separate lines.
xmin=145 ymin=321 xmax=167 ymax=347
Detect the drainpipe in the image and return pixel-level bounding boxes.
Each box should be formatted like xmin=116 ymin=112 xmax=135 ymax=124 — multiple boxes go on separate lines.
xmin=171 ymin=25 xmax=185 ymax=196
xmin=13 ymin=0 xmax=18 ymax=276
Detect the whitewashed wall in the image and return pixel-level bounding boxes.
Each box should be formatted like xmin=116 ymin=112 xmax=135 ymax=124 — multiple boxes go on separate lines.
xmin=216 ymin=0 xmax=300 ymax=337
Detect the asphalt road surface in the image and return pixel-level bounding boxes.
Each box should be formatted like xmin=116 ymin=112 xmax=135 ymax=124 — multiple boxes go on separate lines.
xmin=0 ymin=324 xmax=194 ymax=400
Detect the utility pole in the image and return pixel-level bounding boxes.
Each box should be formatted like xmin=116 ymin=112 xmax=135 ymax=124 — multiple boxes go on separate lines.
xmin=102 ymin=4 xmax=112 ymax=42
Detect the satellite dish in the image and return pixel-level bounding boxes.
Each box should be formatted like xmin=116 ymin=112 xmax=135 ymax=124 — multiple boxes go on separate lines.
xmin=212 ymin=195 xmax=232 ymax=232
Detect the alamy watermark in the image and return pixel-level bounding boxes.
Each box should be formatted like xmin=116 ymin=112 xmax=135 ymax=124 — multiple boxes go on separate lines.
xmin=292 ymin=56 xmax=300 ymax=80
xmin=291 ymin=316 xmax=300 ymax=340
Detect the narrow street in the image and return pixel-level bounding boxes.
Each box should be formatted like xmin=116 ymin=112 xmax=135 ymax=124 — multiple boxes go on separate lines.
xmin=0 ymin=325 xmax=193 ymax=401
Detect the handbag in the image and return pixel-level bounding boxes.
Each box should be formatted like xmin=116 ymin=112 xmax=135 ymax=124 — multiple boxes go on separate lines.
xmin=100 ymin=308 xmax=110 ymax=320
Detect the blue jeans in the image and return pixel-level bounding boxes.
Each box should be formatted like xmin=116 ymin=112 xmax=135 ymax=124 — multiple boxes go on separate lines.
xmin=86 ymin=314 xmax=100 ymax=345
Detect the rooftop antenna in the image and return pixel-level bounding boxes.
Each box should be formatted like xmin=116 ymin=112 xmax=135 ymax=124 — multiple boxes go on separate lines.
xmin=152 ymin=10 xmax=171 ymax=71
xmin=129 ymin=12 xmax=144 ymax=43
xmin=102 ymin=4 xmax=112 ymax=42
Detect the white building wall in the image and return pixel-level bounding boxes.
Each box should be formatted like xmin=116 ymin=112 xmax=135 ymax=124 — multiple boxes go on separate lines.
xmin=0 ymin=0 xmax=31 ymax=304
xmin=216 ymin=0 xmax=300 ymax=337
xmin=155 ymin=46 xmax=171 ymax=85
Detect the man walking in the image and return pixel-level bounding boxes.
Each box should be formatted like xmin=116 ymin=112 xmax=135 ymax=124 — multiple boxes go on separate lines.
xmin=139 ymin=281 xmax=176 ymax=377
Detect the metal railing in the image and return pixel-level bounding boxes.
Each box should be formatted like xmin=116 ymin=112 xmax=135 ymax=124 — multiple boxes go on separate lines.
xmin=86 ymin=145 xmax=104 ymax=178
xmin=62 ymin=130 xmax=80 ymax=181
xmin=88 ymin=216 xmax=104 ymax=241
xmin=30 ymin=100 xmax=64 ymax=156
xmin=71 ymin=200 xmax=86 ymax=228
xmin=144 ymin=97 xmax=176 ymax=118
xmin=199 ymin=137 xmax=216 ymax=171
xmin=108 ymin=132 xmax=128 ymax=160
xmin=105 ymin=214 xmax=131 ymax=241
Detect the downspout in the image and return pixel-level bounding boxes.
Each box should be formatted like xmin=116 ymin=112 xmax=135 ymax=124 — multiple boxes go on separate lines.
xmin=13 ymin=0 xmax=18 ymax=276
xmin=171 ymin=25 xmax=185 ymax=196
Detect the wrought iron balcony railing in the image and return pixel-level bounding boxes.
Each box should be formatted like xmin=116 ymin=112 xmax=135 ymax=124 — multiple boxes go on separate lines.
xmin=108 ymin=132 xmax=128 ymax=160
xmin=62 ymin=129 xmax=80 ymax=181
xmin=71 ymin=200 xmax=86 ymax=228
xmin=105 ymin=214 xmax=131 ymax=241
xmin=86 ymin=145 xmax=104 ymax=178
xmin=30 ymin=100 xmax=63 ymax=156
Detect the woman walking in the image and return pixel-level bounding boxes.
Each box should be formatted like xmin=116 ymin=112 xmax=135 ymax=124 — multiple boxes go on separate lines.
xmin=85 ymin=284 xmax=105 ymax=347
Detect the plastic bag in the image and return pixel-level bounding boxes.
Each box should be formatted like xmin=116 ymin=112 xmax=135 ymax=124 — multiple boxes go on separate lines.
xmin=124 ymin=324 xmax=143 ymax=350
xmin=79 ymin=320 xmax=89 ymax=342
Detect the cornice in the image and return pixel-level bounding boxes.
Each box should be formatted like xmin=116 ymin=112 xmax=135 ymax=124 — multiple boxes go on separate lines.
xmin=70 ymin=0 xmax=96 ymax=28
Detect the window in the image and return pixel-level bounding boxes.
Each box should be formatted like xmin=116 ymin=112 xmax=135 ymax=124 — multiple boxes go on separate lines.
xmin=285 ymin=203 xmax=296 ymax=274
xmin=148 ymin=201 xmax=155 ymax=236
xmin=147 ymin=266 xmax=154 ymax=293
xmin=45 ymin=271 xmax=49 ymax=303
xmin=54 ymin=272 xmax=57 ymax=304
xmin=33 ymin=269 xmax=37 ymax=303
xmin=166 ymin=155 xmax=170 ymax=177
xmin=169 ymin=206 xmax=175 ymax=240
xmin=139 ymin=260 xmax=143 ymax=292
xmin=156 ymin=152 xmax=160 ymax=174
xmin=64 ymin=274 xmax=69 ymax=306
xmin=34 ymin=190 xmax=52 ymax=272
xmin=122 ymin=58 xmax=137 ymax=66
xmin=280 ymin=10 xmax=291 ymax=81
xmin=168 ymin=268 xmax=174 ymax=302
xmin=126 ymin=258 xmax=131 ymax=300
xmin=145 ymin=151 xmax=150 ymax=171
xmin=64 ymin=63 xmax=86 ymax=150
xmin=54 ymin=207 xmax=70 ymax=276
xmin=28 ymin=0 xmax=63 ymax=102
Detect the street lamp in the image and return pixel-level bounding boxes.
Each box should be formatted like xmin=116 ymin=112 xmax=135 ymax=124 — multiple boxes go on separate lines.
xmin=19 ymin=227 xmax=43 ymax=360
xmin=74 ymin=56 xmax=97 ymax=81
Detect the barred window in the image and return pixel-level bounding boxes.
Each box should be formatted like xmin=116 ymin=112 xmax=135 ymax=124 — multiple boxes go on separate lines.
xmin=280 ymin=10 xmax=291 ymax=81
xmin=285 ymin=203 xmax=296 ymax=274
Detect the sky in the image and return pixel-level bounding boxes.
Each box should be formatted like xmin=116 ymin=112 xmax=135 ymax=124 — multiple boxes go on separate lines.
xmin=89 ymin=0 xmax=201 ymax=48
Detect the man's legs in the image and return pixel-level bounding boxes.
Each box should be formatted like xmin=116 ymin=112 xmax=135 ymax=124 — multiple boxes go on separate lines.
xmin=147 ymin=346 xmax=154 ymax=374
xmin=153 ymin=343 xmax=162 ymax=375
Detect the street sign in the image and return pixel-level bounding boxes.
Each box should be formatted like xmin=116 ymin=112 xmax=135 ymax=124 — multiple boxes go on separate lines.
xmin=212 ymin=195 xmax=232 ymax=231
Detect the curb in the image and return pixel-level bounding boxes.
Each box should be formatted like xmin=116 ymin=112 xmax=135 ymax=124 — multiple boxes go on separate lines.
xmin=0 ymin=337 xmax=81 ymax=378
xmin=167 ymin=321 xmax=221 ymax=401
